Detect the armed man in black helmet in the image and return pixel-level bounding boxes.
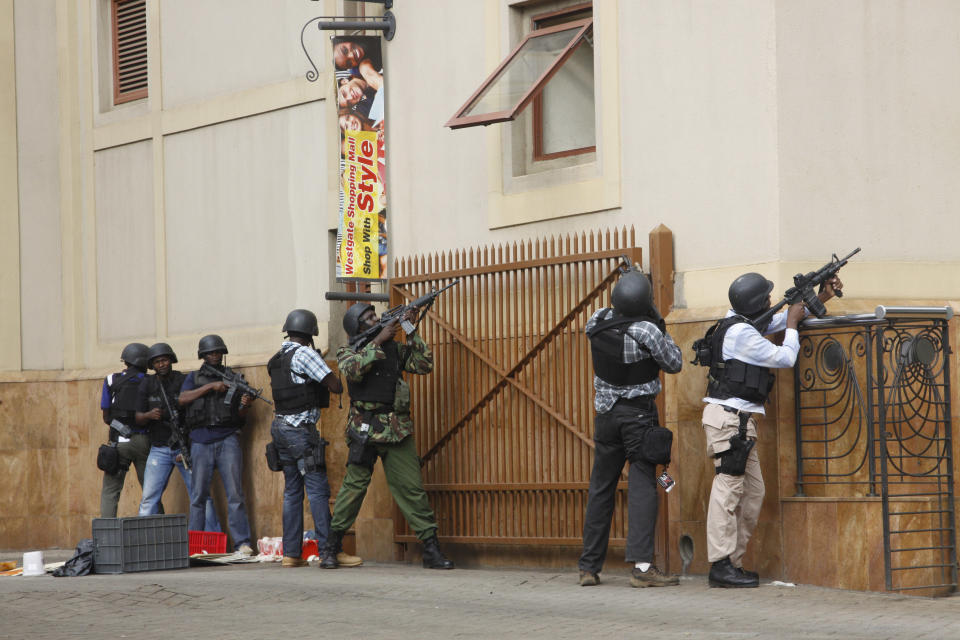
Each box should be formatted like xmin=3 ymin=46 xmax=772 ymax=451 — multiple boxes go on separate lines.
xmin=266 ymin=309 xmax=360 ymax=568
xmin=577 ymin=267 xmax=683 ymax=588
xmin=179 ymin=335 xmax=254 ymax=554
xmin=99 ymin=343 xmax=152 ymax=517
xmin=319 ymin=303 xmax=454 ymax=570
xmin=701 ymin=272 xmax=841 ymax=588
xmin=134 ymin=343 xmax=221 ymax=530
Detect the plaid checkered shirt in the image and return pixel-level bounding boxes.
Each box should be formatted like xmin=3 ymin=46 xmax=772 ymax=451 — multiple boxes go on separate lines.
xmin=586 ymin=308 xmax=683 ymax=413
xmin=276 ymin=341 xmax=334 ymax=427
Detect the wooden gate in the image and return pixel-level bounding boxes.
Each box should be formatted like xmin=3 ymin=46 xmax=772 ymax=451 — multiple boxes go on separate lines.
xmin=389 ymin=228 xmax=645 ymax=548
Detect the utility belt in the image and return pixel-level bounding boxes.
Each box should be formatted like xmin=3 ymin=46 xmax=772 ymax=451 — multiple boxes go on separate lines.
xmin=613 ymin=395 xmax=657 ymax=412
xmin=715 ymin=406 xmax=755 ymax=476
xmin=264 ymin=421 xmax=327 ymax=476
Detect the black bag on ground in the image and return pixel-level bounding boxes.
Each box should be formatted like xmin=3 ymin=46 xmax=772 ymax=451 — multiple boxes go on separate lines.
xmin=96 ymin=443 xmax=119 ymax=474
xmin=52 ymin=538 xmax=95 ymax=577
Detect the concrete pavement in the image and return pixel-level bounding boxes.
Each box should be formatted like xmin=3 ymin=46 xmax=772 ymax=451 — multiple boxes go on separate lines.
xmin=1 ymin=552 xmax=959 ymax=639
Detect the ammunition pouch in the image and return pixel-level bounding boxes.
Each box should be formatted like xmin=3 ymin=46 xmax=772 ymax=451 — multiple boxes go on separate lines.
xmin=715 ymin=435 xmax=754 ymax=476
xmin=637 ymin=425 xmax=673 ymax=466
xmin=265 ymin=441 xmax=282 ymax=472
xmin=96 ymin=442 xmax=120 ymax=475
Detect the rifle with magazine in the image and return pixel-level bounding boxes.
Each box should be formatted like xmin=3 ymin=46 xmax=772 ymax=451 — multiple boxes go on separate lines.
xmin=349 ymin=280 xmax=460 ymax=350
xmin=158 ymin=381 xmax=191 ymax=471
xmin=199 ymin=363 xmax=273 ymax=407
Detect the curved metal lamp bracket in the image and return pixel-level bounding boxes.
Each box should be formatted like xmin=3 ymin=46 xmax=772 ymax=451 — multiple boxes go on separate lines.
xmin=301 ymin=11 xmax=397 ymax=82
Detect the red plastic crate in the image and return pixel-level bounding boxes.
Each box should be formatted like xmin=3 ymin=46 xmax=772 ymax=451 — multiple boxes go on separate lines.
xmin=189 ymin=530 xmax=227 ymax=555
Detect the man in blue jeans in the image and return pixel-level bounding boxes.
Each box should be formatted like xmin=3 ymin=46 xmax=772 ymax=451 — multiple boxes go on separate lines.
xmin=135 ymin=342 xmax=220 ymax=530
xmin=179 ymin=335 xmax=254 ymax=555
xmin=267 ymin=309 xmax=361 ymax=568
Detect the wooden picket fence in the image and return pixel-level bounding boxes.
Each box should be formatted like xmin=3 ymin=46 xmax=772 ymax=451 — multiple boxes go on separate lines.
xmin=389 ymin=228 xmax=645 ymax=546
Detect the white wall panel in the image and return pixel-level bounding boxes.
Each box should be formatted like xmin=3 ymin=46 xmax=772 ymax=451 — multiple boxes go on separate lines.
xmin=15 ymin=0 xmax=63 ymax=370
xmin=776 ymin=1 xmax=960 ymax=262
xmin=94 ymin=141 xmax=156 ymax=341
xmin=163 ymin=101 xmax=328 ymax=336
xmin=160 ymin=0 xmax=324 ymax=108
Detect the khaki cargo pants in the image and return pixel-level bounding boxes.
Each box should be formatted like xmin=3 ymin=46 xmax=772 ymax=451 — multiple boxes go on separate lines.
xmin=702 ymin=402 xmax=764 ymax=566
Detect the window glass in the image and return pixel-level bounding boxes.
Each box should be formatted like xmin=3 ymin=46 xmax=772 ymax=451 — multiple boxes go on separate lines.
xmin=463 ymin=26 xmax=585 ymax=118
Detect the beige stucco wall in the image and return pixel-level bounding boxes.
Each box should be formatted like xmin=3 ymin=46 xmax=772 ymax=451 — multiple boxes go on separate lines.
xmin=0 ymin=0 xmax=21 ymax=372
xmin=14 ymin=0 xmax=63 ymax=370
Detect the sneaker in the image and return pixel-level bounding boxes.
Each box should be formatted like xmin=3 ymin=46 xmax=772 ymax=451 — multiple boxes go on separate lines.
xmin=630 ymin=565 xmax=679 ymax=588
xmin=337 ymin=551 xmax=363 ymax=567
xmin=236 ymin=544 xmax=254 ymax=557
xmin=281 ymin=556 xmax=308 ymax=568
xmin=578 ymin=570 xmax=600 ymax=586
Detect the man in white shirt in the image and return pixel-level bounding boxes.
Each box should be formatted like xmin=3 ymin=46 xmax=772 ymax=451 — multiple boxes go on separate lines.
xmin=702 ymin=272 xmax=841 ymax=587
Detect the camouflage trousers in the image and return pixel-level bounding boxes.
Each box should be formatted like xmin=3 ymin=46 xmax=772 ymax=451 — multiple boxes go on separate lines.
xmin=330 ymin=435 xmax=438 ymax=541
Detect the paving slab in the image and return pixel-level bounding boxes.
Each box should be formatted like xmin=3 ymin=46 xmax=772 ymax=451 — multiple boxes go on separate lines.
xmin=1 ymin=561 xmax=959 ymax=639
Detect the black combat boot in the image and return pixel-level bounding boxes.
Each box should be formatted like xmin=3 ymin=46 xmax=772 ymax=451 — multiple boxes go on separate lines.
xmin=421 ymin=535 xmax=454 ymax=569
xmin=319 ymin=529 xmax=343 ymax=570
xmin=738 ymin=566 xmax=759 ymax=581
xmin=709 ymin=556 xmax=758 ymax=588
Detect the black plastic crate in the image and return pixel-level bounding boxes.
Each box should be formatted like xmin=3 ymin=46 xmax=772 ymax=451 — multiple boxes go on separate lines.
xmin=92 ymin=514 xmax=189 ymax=574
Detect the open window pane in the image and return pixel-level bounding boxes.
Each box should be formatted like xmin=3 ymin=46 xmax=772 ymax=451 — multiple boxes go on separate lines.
xmin=446 ymin=19 xmax=592 ymax=129
xmin=539 ymin=35 xmax=595 ymax=155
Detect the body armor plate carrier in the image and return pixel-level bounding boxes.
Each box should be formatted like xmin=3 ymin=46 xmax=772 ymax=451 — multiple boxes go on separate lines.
xmin=268 ymin=346 xmax=329 ymax=415
xmin=107 ymin=370 xmax=143 ymax=426
xmin=705 ymin=316 xmax=775 ymax=404
xmin=347 ymin=341 xmax=400 ymax=405
xmin=185 ymin=366 xmax=243 ymax=429
xmin=587 ymin=311 xmax=662 ymax=386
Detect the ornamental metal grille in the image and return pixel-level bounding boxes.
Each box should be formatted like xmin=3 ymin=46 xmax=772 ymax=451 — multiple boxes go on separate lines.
xmin=794 ymin=310 xmax=956 ymax=595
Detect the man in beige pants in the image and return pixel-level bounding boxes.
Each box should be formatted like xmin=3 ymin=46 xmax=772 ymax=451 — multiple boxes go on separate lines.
xmin=700 ymin=272 xmax=841 ymax=587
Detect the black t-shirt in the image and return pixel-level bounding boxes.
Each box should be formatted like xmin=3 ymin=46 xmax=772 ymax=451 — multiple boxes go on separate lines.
xmin=137 ymin=371 xmax=186 ymax=447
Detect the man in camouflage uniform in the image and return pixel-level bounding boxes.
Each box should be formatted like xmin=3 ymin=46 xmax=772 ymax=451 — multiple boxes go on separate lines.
xmin=319 ymin=303 xmax=454 ymax=570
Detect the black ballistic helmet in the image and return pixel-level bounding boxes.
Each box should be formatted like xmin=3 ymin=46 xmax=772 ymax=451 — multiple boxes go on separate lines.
xmin=343 ymin=303 xmax=374 ymax=337
xmin=283 ymin=309 xmax=319 ymax=337
xmin=120 ymin=342 xmax=150 ymax=370
xmin=729 ymin=273 xmax=775 ymax=317
xmin=197 ymin=334 xmax=229 ymax=358
xmin=147 ymin=342 xmax=178 ymax=367
xmin=611 ymin=270 xmax=654 ymax=317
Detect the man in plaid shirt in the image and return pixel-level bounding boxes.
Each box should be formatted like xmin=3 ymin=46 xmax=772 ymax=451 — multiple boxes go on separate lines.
xmin=578 ymin=268 xmax=682 ymax=588
xmin=267 ymin=309 xmax=357 ymax=568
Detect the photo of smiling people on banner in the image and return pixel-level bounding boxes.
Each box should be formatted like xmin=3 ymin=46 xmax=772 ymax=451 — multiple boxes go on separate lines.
xmin=334 ymin=36 xmax=386 ymax=280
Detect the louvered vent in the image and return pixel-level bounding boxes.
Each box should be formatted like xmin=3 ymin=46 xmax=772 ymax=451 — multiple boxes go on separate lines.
xmin=112 ymin=0 xmax=147 ymax=104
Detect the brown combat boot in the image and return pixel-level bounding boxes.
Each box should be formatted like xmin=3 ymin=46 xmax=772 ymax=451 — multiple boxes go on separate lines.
xmin=281 ymin=556 xmax=307 ymax=568
xmin=578 ymin=570 xmax=600 ymax=586
xmin=630 ymin=565 xmax=679 ymax=588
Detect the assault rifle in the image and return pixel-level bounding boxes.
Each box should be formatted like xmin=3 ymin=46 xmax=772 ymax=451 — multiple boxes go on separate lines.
xmin=158 ymin=381 xmax=191 ymax=471
xmin=349 ymin=280 xmax=460 ymax=350
xmin=749 ymin=247 xmax=860 ymax=331
xmin=199 ymin=363 xmax=273 ymax=407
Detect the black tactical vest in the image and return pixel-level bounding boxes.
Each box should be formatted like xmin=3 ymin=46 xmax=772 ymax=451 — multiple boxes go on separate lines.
xmin=587 ymin=311 xmax=662 ymax=386
xmin=185 ymin=366 xmax=242 ymax=429
xmin=347 ymin=341 xmax=400 ymax=404
xmin=107 ymin=369 xmax=144 ymax=426
xmin=267 ymin=345 xmax=329 ymax=415
xmin=143 ymin=371 xmax=186 ymax=444
xmin=705 ymin=316 xmax=776 ymax=404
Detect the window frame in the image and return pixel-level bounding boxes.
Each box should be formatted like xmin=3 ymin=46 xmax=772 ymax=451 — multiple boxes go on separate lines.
xmin=111 ymin=0 xmax=148 ymax=106
xmin=530 ymin=3 xmax=596 ymax=161
xmin=445 ymin=17 xmax=593 ymax=130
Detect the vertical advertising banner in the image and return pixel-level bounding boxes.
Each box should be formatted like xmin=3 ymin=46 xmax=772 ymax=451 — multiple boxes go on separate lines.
xmin=333 ymin=36 xmax=386 ymax=281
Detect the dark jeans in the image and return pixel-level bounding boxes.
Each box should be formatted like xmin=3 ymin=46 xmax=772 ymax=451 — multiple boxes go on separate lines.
xmin=579 ymin=399 xmax=660 ymax=574
xmin=270 ymin=418 xmax=331 ymax=558
xmin=189 ymin=433 xmax=252 ymax=550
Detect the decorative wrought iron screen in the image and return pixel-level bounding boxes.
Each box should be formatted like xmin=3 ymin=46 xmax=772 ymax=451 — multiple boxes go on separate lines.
xmin=795 ymin=309 xmax=956 ymax=594
xmin=390 ymin=229 xmax=642 ymax=546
